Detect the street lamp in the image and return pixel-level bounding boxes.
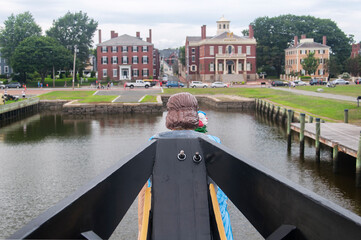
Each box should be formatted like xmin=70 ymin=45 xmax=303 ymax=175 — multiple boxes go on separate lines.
xmin=72 ymin=45 xmax=78 ymax=90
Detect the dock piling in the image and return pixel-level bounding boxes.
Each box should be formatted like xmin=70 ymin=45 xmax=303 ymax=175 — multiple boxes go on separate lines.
xmin=344 ymin=109 xmax=349 ymax=123
xmin=300 ymin=113 xmax=305 ymax=157
xmin=309 ymin=116 xmax=313 ymax=123
xmin=333 ymin=143 xmax=339 ymax=173
xmin=316 ymin=118 xmax=321 ymax=160
xmin=357 ymin=131 xmax=361 ymax=187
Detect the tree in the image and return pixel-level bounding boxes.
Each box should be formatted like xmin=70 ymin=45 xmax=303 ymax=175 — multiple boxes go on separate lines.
xmin=11 ymin=36 xmax=72 ymax=83
xmin=252 ymin=15 xmax=353 ymax=76
xmin=46 ymin=11 xmax=98 ymax=79
xmin=345 ymin=56 xmax=361 ymax=76
xmin=301 ymin=52 xmax=319 ymax=75
xmin=179 ymin=46 xmax=185 ymax=66
xmin=0 ymin=12 xmax=41 ymax=66
xmin=325 ymin=56 xmax=342 ymax=78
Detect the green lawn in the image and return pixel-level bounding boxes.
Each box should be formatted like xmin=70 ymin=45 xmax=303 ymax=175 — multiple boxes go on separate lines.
xmin=296 ymin=85 xmax=361 ymax=97
xmin=38 ymin=91 xmax=118 ymax=103
xmin=163 ymin=88 xmax=361 ymax=125
xmin=139 ymin=95 xmax=158 ymax=103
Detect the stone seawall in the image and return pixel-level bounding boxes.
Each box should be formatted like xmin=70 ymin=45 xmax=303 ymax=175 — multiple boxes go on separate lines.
xmin=161 ymin=95 xmax=255 ymax=110
xmin=39 ymin=100 xmax=164 ymax=114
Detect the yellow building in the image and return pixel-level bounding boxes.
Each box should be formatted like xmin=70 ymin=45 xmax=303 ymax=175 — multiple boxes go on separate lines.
xmin=285 ymin=35 xmax=330 ymax=79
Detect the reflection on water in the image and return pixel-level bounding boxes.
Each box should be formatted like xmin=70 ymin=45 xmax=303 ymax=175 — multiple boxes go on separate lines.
xmin=1 ymin=109 xmax=361 ymax=239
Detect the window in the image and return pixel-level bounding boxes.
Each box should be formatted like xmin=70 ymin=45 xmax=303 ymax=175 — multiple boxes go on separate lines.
xmin=132 ymin=56 xmax=138 ymax=64
xmin=218 ymin=63 xmax=223 ymax=71
xmin=238 ymin=46 xmax=242 ymax=54
xmin=219 ymin=24 xmax=221 ymax=29
xmin=218 ymin=46 xmax=222 ymax=54
xmin=122 ymin=46 xmax=128 ymax=52
xmin=143 ymin=69 xmax=149 ymax=77
xmin=133 ymin=46 xmax=138 ymax=52
xmin=122 ymin=56 xmax=128 ymax=64
xmin=192 ymin=48 xmax=195 ymax=54
xmin=191 ymin=65 xmax=197 ymax=72
xmin=112 ymin=46 xmax=117 ymax=53
xmin=133 ymin=69 xmax=139 ymax=77
xmin=246 ymin=46 xmax=251 ymax=55
xmin=102 ymin=46 xmax=108 ymax=53
xmin=153 ymin=58 xmax=156 ymax=65
xmin=210 ymin=46 xmax=214 ymax=55
xmin=112 ymin=56 xmax=118 ymax=64
xmin=101 ymin=56 xmax=108 ymax=64
xmin=238 ymin=62 xmax=243 ymax=71
xmin=103 ymin=69 xmax=107 ymax=77
xmin=142 ymin=56 xmax=148 ymax=64
xmin=153 ymin=68 xmax=156 ymax=74
xmin=143 ymin=46 xmax=148 ymax=52
xmin=113 ymin=69 xmax=117 ymax=77
xmin=210 ymin=63 xmax=214 ymax=72
xmin=227 ymin=45 xmax=233 ymax=54
xmin=192 ymin=55 xmax=195 ymax=62
xmin=4 ymin=66 xmax=9 ymax=73
xmin=247 ymin=63 xmax=251 ymax=71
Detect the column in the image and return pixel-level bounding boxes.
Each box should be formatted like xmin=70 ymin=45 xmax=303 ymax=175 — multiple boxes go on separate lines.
xmin=235 ymin=59 xmax=239 ymax=74
xmin=223 ymin=59 xmax=226 ymax=74
xmin=215 ymin=59 xmax=218 ymax=75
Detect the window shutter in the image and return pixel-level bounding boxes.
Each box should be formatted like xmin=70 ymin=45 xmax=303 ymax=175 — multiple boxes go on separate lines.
xmin=131 ymin=47 xmax=133 ymax=52
xmin=117 ymin=57 xmax=118 ymax=64
xmin=142 ymin=57 xmax=143 ymax=63
xmin=101 ymin=58 xmax=103 ymax=64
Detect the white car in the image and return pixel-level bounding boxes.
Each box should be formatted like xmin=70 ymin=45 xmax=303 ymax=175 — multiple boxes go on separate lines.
xmin=294 ymin=80 xmax=307 ymax=86
xmin=190 ymin=81 xmax=208 ymax=88
xmin=211 ymin=82 xmax=228 ymax=88
xmin=332 ymin=79 xmax=349 ymax=85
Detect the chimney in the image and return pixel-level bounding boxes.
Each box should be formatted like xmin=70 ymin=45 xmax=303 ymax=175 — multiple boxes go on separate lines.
xmin=136 ymin=32 xmax=140 ymax=38
xmin=201 ymin=26 xmax=204 ymax=40
xmin=294 ymin=36 xmax=298 ymax=47
xmin=98 ymin=29 xmax=102 ymax=43
xmin=115 ymin=33 xmax=118 ymax=38
xmin=249 ymin=25 xmax=254 ymax=39
xmin=323 ymin=36 xmax=327 ymax=45
xmin=111 ymin=30 xmax=116 ymax=39
xmin=301 ymin=34 xmax=306 ymax=39
xmin=147 ymin=29 xmax=152 ymax=43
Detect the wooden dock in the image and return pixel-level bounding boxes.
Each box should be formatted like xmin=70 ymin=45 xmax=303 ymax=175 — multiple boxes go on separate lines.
xmin=291 ymin=122 xmax=361 ymax=158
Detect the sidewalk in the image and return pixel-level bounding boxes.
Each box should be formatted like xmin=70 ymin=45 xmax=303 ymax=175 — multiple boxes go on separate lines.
xmin=274 ymin=87 xmax=358 ymax=103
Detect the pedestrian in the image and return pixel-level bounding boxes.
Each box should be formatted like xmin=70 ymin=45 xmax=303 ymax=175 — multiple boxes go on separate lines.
xmin=37 ymin=81 xmax=40 ymax=88
xmin=4 ymin=88 xmax=7 ymax=96
xmin=40 ymin=82 xmax=43 ymax=88
xmin=24 ymin=84 xmax=27 ymax=91
xmin=160 ymin=81 xmax=162 ymax=88
xmin=107 ymin=82 xmax=110 ymax=90
xmin=22 ymin=90 xmax=26 ymax=99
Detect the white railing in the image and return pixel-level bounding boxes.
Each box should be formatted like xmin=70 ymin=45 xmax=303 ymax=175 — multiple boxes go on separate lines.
xmin=216 ymin=53 xmax=247 ymax=58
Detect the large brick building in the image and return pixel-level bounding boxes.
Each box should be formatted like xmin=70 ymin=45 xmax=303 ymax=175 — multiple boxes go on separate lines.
xmin=351 ymin=43 xmax=361 ymax=58
xmin=285 ymin=35 xmax=330 ymax=79
xmin=97 ymin=30 xmax=159 ymax=81
xmin=185 ymin=17 xmax=257 ymax=83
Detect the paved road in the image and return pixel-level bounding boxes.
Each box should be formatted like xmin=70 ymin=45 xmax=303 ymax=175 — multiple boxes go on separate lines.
xmin=273 ymin=87 xmax=358 ymax=103
xmin=94 ymin=87 xmax=163 ymax=102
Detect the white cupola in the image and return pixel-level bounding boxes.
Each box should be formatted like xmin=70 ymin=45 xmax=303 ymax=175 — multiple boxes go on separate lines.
xmin=216 ymin=16 xmax=230 ymax=35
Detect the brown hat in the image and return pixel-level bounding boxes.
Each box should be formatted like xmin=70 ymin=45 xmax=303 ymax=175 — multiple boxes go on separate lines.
xmin=166 ymin=92 xmax=199 ymax=130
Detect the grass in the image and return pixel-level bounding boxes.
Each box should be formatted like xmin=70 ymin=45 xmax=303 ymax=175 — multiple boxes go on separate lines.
xmin=139 ymin=95 xmax=158 ymax=103
xmin=163 ymin=87 xmax=361 ymax=125
xmin=38 ymin=91 xmax=118 ymax=103
xmin=296 ymin=85 xmax=361 ymax=98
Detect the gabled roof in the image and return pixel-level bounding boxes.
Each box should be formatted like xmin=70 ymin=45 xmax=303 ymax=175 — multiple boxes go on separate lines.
xmin=97 ymin=34 xmax=153 ymax=47
xmin=210 ymin=32 xmax=245 ymax=40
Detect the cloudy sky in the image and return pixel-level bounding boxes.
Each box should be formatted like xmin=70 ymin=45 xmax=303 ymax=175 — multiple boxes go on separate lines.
xmin=0 ymin=0 xmax=360 ymax=50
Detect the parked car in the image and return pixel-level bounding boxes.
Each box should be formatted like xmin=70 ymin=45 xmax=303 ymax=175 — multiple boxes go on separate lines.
xmin=271 ymin=80 xmax=288 ymax=87
xmin=332 ymin=79 xmax=349 ymax=85
xmin=294 ymin=80 xmax=307 ymax=86
xmin=258 ymin=72 xmax=267 ymax=78
xmin=354 ymin=78 xmax=361 ymax=84
xmin=190 ymin=81 xmax=208 ymax=88
xmin=6 ymin=82 xmax=22 ymax=88
xmin=0 ymin=81 xmax=5 ymax=89
xmin=309 ymin=78 xmax=326 ymax=85
xmin=211 ymin=82 xmax=228 ymax=88
xmin=166 ymin=81 xmax=184 ymax=88
xmin=162 ymin=75 xmax=168 ymax=81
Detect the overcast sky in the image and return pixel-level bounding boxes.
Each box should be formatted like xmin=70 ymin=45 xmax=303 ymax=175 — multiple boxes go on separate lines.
xmin=1 ymin=0 xmax=360 ymax=50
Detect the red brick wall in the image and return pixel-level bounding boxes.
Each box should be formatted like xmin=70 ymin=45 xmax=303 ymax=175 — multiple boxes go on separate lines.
xmin=97 ymin=45 xmax=154 ymax=81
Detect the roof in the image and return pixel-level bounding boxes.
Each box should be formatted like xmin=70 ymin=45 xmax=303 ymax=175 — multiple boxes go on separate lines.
xmin=186 ymin=32 xmax=256 ymax=46
xmin=217 ymin=16 xmax=229 ymax=22
xmin=286 ymin=41 xmax=330 ymax=50
xmin=97 ymin=34 xmax=153 ymax=47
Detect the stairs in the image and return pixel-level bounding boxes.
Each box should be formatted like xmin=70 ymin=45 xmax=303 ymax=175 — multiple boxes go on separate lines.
xmin=220 ymin=74 xmax=245 ymax=83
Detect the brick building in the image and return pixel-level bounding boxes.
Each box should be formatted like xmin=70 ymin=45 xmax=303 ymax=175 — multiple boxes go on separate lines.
xmin=351 ymin=43 xmax=361 ymax=58
xmin=97 ymin=30 xmax=159 ymax=81
xmin=285 ymin=35 xmax=330 ymax=79
xmin=185 ymin=17 xmax=257 ymax=83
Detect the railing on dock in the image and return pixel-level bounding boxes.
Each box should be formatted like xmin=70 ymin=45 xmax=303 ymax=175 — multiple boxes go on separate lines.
xmin=9 ymin=130 xmax=361 ymax=240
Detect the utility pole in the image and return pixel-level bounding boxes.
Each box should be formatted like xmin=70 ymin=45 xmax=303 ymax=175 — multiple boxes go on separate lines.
xmin=72 ymin=45 xmax=78 ymax=90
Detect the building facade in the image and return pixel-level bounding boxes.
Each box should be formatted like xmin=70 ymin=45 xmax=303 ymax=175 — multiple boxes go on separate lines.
xmin=185 ymin=17 xmax=257 ymax=83
xmin=97 ymin=30 xmax=159 ymax=81
xmin=0 ymin=48 xmax=12 ymax=77
xmin=351 ymin=43 xmax=361 ymax=58
xmin=285 ymin=35 xmax=330 ymax=79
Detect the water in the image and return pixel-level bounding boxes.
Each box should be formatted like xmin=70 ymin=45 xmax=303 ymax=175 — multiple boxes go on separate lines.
xmin=1 ymin=109 xmax=361 ymax=239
